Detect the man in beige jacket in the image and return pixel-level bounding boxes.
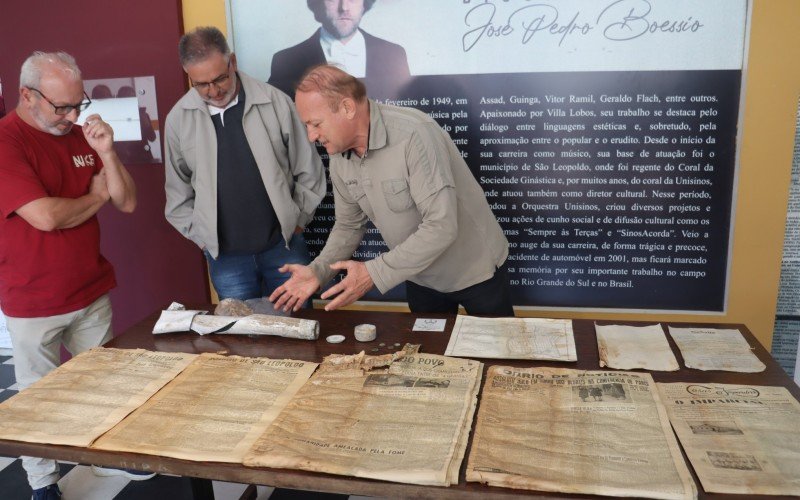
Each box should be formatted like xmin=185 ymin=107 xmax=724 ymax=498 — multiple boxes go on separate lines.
xmin=165 ymin=27 xmax=325 ymax=300
xmin=270 ymin=65 xmax=513 ymax=315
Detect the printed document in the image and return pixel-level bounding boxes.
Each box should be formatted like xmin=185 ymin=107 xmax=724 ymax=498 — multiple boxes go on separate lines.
xmin=667 ymin=327 xmax=765 ymax=372
xmin=0 ymin=348 xmax=195 ymax=447
xmin=244 ymin=351 xmax=482 ymax=486
xmin=595 ymin=323 xmax=679 ymax=371
xmin=658 ymin=382 xmax=800 ymax=495
xmin=93 ymin=353 xmax=316 ymax=462
xmin=467 ymin=366 xmax=696 ymax=499
xmin=445 ymin=316 xmax=576 ymax=361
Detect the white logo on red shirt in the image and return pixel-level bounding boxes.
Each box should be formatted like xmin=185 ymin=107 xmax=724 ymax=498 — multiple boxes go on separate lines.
xmin=72 ymin=154 xmax=95 ymax=168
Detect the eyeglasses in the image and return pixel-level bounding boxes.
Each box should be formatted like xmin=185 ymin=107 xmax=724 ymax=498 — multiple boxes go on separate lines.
xmin=28 ymin=87 xmax=91 ymax=115
xmin=191 ymin=61 xmax=233 ymax=91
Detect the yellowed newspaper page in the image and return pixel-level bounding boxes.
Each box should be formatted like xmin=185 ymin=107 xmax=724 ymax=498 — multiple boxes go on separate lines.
xmin=595 ymin=323 xmax=679 ymax=371
xmin=467 ymin=367 xmax=696 ymax=500
xmin=445 ymin=315 xmax=576 ymax=361
xmin=0 ymin=348 xmax=196 ymax=447
xmin=658 ymin=382 xmax=800 ymax=495
xmin=666 ymin=327 xmax=766 ymax=372
xmin=244 ymin=352 xmax=483 ymax=486
xmin=93 ymin=353 xmax=317 ymax=463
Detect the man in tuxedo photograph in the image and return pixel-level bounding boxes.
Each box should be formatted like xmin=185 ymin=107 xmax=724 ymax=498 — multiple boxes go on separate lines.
xmin=269 ymin=0 xmax=410 ymax=98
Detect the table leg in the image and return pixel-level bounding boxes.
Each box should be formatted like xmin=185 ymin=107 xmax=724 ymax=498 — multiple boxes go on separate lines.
xmin=190 ymin=477 xmax=215 ymax=500
xmin=238 ymin=484 xmax=257 ymax=500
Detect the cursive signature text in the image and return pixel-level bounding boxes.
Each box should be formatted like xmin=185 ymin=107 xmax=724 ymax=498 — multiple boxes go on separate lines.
xmin=462 ymin=0 xmax=705 ymax=52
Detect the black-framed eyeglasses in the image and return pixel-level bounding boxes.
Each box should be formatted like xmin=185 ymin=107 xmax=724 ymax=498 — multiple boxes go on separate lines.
xmin=28 ymin=87 xmax=92 ymax=115
xmin=191 ymin=61 xmax=232 ymax=91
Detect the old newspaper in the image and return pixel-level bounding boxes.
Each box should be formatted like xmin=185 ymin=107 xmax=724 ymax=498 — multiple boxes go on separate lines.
xmin=93 ymin=353 xmax=317 ymax=463
xmin=595 ymin=323 xmax=679 ymax=371
xmin=244 ymin=351 xmax=482 ymax=486
xmin=667 ymin=327 xmax=766 ymax=372
xmin=0 ymin=348 xmax=196 ymax=447
xmin=467 ymin=367 xmax=696 ymax=499
xmin=658 ymin=382 xmax=800 ymax=495
xmin=445 ymin=315 xmax=576 ymax=361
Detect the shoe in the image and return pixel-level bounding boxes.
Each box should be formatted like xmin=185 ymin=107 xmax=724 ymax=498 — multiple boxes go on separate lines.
xmin=91 ymin=465 xmax=156 ymax=480
xmin=31 ymin=484 xmax=61 ymax=500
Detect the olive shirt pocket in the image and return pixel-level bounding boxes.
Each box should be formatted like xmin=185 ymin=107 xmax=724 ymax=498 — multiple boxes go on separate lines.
xmin=345 ymin=181 xmax=367 ymax=201
xmin=381 ymin=178 xmax=414 ymax=212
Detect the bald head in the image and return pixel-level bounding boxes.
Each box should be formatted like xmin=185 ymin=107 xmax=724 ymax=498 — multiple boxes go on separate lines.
xmin=296 ymin=64 xmax=366 ymax=111
xmin=294 ymin=65 xmax=370 ymax=157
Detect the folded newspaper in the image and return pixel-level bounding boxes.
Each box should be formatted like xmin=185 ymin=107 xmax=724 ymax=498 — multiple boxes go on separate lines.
xmin=152 ymin=302 xmax=319 ymax=340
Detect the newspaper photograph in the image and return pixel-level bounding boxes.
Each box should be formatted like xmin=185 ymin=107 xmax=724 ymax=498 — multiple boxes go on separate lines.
xmin=595 ymin=323 xmax=679 ymax=371
xmin=445 ymin=315 xmax=576 ymax=361
xmin=244 ymin=352 xmax=482 ymax=486
xmin=467 ymin=367 xmax=696 ymax=500
xmin=0 ymin=348 xmax=196 ymax=447
xmin=667 ymin=327 xmax=766 ymax=372
xmin=658 ymin=382 xmax=800 ymax=495
xmin=93 ymin=353 xmax=317 ymax=463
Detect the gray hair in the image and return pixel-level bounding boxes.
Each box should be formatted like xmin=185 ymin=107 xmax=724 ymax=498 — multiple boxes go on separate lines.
xmin=19 ymin=51 xmax=81 ymax=88
xmin=179 ymin=26 xmax=230 ymax=67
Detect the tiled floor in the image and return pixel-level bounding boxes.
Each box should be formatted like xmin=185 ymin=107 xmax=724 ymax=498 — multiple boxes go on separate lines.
xmin=0 ymin=353 xmax=371 ymax=500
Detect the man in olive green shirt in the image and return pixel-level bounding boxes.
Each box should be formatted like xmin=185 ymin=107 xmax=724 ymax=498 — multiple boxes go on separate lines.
xmin=270 ymin=65 xmax=512 ymax=315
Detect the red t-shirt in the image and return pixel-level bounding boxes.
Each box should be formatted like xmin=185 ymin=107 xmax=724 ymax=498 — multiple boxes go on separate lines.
xmin=0 ymin=111 xmax=116 ymax=317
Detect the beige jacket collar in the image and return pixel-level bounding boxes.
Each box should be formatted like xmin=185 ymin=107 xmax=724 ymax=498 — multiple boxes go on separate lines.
xmin=181 ymin=71 xmax=273 ymax=113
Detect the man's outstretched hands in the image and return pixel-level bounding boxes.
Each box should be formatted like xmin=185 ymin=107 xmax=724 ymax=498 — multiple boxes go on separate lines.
xmin=269 ymin=264 xmax=321 ymax=312
xmin=319 ymin=260 xmax=374 ymax=311
xmin=269 ymin=260 xmax=375 ymax=312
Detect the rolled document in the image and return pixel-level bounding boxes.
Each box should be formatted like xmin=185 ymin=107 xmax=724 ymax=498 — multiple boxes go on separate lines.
xmin=192 ymin=314 xmax=319 ymax=340
xmin=153 ymin=303 xmax=319 ymax=340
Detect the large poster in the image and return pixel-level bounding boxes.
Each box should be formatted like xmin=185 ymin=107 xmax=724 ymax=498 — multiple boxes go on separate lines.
xmin=772 ymin=100 xmax=800 ymax=379
xmin=229 ymin=0 xmax=748 ymax=312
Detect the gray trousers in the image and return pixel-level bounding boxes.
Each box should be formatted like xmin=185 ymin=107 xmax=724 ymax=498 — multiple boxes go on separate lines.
xmin=6 ymin=295 xmax=113 ymax=489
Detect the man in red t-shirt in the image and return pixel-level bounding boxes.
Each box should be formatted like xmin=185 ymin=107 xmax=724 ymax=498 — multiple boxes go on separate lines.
xmin=0 ymin=52 xmax=138 ymax=499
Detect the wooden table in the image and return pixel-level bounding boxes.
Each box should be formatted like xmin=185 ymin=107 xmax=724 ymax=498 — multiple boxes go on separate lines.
xmin=1 ymin=306 xmax=798 ymax=499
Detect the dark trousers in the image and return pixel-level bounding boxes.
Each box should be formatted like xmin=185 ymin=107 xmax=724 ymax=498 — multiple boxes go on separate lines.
xmin=405 ymin=265 xmax=514 ymax=317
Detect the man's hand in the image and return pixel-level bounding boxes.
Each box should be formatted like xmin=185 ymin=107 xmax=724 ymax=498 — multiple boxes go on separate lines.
xmin=89 ymin=170 xmax=110 ymax=203
xmin=269 ymin=264 xmax=321 ymax=312
xmin=83 ymin=113 xmax=136 ymax=212
xmin=82 ymin=114 xmax=114 ymax=154
xmin=320 ymin=260 xmax=374 ymax=311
